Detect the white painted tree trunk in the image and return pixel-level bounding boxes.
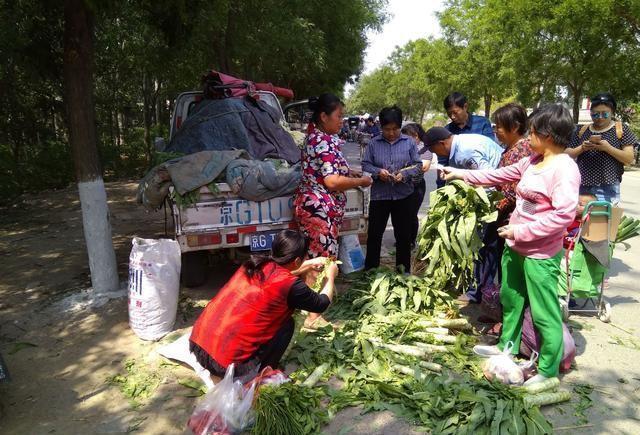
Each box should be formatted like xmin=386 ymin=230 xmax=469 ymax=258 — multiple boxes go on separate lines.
xmin=77 ymin=178 xmax=119 ymax=293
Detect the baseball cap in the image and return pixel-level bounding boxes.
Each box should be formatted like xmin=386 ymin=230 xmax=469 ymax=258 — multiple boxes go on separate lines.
xmin=424 ymin=127 xmax=452 ymax=147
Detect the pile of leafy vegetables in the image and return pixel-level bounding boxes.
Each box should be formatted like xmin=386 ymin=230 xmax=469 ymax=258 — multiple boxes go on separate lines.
xmin=266 ymin=267 xmax=555 ymax=434
xmin=169 ymin=181 xmax=221 ymax=209
xmin=346 ymin=269 xmax=456 ymax=316
xmin=413 ymin=180 xmax=501 ymax=291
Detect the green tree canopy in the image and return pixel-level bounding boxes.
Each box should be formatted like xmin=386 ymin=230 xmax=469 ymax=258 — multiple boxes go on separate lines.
xmin=0 ymin=0 xmax=388 ymax=201
xmin=348 ymin=0 xmax=640 ymax=122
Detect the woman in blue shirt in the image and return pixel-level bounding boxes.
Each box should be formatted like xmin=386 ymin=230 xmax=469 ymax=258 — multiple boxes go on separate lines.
xmin=362 ymin=106 xmax=422 ymax=272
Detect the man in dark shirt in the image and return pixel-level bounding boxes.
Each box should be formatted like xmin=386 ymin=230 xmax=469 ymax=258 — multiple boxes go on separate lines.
xmin=364 ymin=116 xmax=381 ymax=137
xmin=436 ymin=92 xmax=495 ymax=187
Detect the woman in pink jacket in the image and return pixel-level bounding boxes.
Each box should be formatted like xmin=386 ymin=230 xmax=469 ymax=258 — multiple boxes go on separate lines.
xmin=442 ymin=104 xmax=580 ymax=386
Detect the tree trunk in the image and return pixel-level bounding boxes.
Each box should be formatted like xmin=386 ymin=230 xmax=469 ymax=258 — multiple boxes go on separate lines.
xmin=218 ymin=3 xmax=237 ymax=73
xmin=154 ymin=80 xmax=161 ymax=127
xmin=63 ymin=0 xmax=119 ymax=294
xmin=116 ymin=111 xmax=123 ymax=147
xmin=484 ymin=92 xmax=492 ymax=118
xmin=142 ymin=69 xmax=152 ymax=164
xmin=572 ymin=89 xmax=581 ymax=124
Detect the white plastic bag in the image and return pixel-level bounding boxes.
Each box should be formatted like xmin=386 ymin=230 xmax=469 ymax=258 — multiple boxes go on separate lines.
xmin=128 ymin=237 xmax=181 ymax=341
xmin=156 ymin=330 xmax=215 ymax=390
xmin=338 ymin=234 xmax=365 ymax=274
xmin=482 ymin=342 xmax=524 ymax=385
xmin=187 ymin=364 xmax=255 ymax=435
xmin=518 ymin=350 xmax=539 ymax=381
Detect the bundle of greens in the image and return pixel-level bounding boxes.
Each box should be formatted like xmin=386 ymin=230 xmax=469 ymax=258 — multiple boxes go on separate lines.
xmin=251 ymin=382 xmax=328 ymax=435
xmin=413 ymin=180 xmax=500 ymax=291
xmin=345 ymin=269 xmax=456 ymax=316
xmin=615 ymin=215 xmax=640 ymax=246
xmin=312 ymin=259 xmax=342 ymax=291
xmin=520 ymin=377 xmax=571 ymax=408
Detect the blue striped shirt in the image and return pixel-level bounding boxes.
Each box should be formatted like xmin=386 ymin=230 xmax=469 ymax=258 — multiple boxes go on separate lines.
xmin=361 ymin=134 xmax=422 ymax=201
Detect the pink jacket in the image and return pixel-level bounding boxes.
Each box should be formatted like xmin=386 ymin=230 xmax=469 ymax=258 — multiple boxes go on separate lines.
xmin=463 ymin=154 xmax=581 ymax=259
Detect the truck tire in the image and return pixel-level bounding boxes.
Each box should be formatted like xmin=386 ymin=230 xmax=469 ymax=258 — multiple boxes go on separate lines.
xmin=181 ymin=251 xmax=208 ymax=288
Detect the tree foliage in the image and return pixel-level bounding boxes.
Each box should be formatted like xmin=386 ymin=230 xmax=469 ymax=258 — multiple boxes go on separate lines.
xmin=0 ymin=0 xmax=387 ymax=201
xmin=348 ymin=0 xmax=640 ymax=123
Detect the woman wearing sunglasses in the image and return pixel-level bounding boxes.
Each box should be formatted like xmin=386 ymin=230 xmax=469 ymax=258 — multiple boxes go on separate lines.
xmin=565 ymin=93 xmax=637 ymax=204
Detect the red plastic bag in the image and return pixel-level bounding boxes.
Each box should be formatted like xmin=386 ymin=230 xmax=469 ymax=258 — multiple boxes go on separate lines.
xmin=187 ymin=364 xmax=255 ymax=435
xmin=519 ymin=307 xmax=576 ymax=373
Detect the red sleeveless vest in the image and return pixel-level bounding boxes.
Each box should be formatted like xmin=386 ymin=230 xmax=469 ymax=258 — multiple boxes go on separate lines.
xmin=190 ymin=262 xmax=298 ymax=367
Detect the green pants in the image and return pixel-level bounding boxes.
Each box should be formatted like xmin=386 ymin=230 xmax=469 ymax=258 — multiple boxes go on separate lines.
xmin=499 ymin=246 xmax=564 ymax=377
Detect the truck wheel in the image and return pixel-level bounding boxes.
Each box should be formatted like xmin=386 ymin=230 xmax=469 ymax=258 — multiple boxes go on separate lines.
xmin=181 ymin=251 xmax=208 ymax=288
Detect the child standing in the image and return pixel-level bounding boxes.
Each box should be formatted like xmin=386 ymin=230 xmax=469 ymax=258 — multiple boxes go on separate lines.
xmin=442 ymin=104 xmax=581 ymax=385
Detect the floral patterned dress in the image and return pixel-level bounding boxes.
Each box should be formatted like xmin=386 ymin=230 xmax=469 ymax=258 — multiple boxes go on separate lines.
xmin=293 ymin=126 xmax=350 ymax=258
xmin=496 ymin=137 xmax=533 ymax=224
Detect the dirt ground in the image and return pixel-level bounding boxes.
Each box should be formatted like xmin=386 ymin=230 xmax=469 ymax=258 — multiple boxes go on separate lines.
xmin=1 ymin=173 xmax=640 ymax=434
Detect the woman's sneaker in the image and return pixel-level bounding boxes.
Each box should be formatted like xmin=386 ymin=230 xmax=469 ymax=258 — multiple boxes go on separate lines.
xmin=524 ymin=374 xmax=549 ymax=386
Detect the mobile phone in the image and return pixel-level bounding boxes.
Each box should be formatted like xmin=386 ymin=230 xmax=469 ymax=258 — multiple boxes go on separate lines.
xmin=590 ymin=135 xmax=602 ymax=143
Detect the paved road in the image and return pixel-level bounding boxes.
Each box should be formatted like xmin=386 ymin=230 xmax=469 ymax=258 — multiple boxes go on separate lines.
xmin=549 ymin=168 xmax=640 ymax=434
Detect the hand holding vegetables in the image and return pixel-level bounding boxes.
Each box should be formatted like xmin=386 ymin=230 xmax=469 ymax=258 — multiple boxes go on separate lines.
xmin=497 ymin=224 xmax=516 ymax=240
xmin=311 ymin=258 xmax=341 ymax=293
xmin=324 ymin=262 xmax=339 ymax=280
xmin=378 ymin=169 xmax=392 ymax=182
xmin=292 ymin=257 xmax=328 ymax=276
xmin=439 ymin=166 xmax=465 ymax=182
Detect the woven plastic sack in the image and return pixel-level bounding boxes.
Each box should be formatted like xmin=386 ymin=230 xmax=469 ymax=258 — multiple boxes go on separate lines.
xmin=128 ymin=237 xmax=181 ymax=341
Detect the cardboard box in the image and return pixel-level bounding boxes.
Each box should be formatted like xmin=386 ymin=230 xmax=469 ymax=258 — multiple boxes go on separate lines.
xmin=581 ymin=206 xmax=623 ymax=242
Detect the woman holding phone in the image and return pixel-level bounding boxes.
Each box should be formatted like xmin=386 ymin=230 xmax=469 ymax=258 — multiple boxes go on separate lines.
xmin=566 ymin=93 xmax=637 ymax=204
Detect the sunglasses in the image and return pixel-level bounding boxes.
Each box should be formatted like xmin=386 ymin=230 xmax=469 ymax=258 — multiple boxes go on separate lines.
xmin=590 ymin=111 xmax=611 ymax=119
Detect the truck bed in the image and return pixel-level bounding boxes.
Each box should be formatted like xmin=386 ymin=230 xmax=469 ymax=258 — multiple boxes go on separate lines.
xmin=171 ymin=184 xmax=369 ymax=253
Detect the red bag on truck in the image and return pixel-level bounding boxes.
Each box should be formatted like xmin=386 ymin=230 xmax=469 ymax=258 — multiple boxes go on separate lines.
xmin=202 ymin=70 xmax=294 ymax=100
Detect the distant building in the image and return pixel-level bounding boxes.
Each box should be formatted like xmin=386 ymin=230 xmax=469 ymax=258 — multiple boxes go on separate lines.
xmin=578 ymin=98 xmax=593 ymax=124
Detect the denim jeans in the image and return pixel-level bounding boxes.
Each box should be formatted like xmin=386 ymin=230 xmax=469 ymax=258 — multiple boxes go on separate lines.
xmin=580 ymin=184 xmax=620 ymax=205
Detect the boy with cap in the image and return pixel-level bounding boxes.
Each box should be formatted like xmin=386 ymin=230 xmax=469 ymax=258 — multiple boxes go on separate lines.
xmin=424 ymin=127 xmax=503 ymax=171
xmin=424 ymin=127 xmax=503 ymax=304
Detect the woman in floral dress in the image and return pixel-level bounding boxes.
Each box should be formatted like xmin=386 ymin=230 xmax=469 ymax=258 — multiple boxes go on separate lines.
xmin=294 ymin=93 xmax=372 ymax=260
xmin=472 ymin=103 xmax=534 ymax=302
